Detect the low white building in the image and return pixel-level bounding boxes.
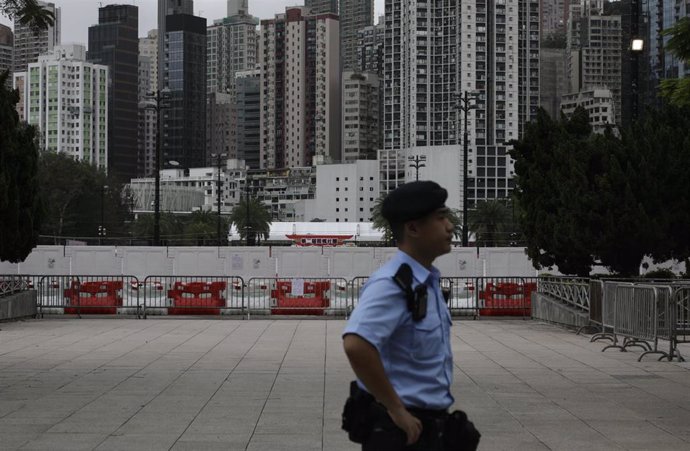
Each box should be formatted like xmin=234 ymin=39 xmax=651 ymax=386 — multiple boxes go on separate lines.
xmin=228 ymin=221 xmax=384 ymax=243
xmin=313 ymin=160 xmax=380 ymax=223
xmin=560 ymin=88 xmax=617 ymax=134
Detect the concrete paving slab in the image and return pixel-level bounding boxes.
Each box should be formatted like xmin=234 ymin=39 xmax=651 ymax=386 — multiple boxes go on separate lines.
xmin=1 ymin=318 xmax=690 ymax=450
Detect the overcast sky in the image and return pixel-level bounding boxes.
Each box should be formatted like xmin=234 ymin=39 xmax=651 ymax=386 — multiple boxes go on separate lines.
xmin=1 ymin=0 xmax=385 ymax=43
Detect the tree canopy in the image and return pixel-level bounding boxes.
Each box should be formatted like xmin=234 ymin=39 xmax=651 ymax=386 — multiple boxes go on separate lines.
xmin=229 ymin=196 xmax=271 ymax=245
xmin=0 ymin=0 xmax=55 ymax=29
xmin=38 ymin=152 xmax=133 ymax=243
xmin=510 ymin=106 xmax=690 ymax=276
xmin=660 ymin=17 xmax=690 ymax=107
xmin=0 ymin=72 xmax=42 ymax=262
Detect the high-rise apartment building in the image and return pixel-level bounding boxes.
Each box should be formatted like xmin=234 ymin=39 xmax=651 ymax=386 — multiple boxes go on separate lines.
xmin=357 ymin=16 xmax=384 ymax=77
xmin=0 ymin=25 xmax=12 ymax=88
xmin=158 ymin=0 xmax=193 ymax=90
xmin=567 ymin=1 xmax=622 ymax=124
xmin=15 ymin=44 xmax=108 ymax=169
xmin=138 ymin=30 xmax=158 ymax=177
xmin=12 ymin=1 xmax=60 ymax=73
xmin=88 ymin=4 xmax=139 ymax=182
xmin=206 ymin=91 xmax=232 ymax=160
xmin=207 ymin=14 xmax=259 ymax=95
xmin=206 ymin=13 xmax=259 ymax=165
xmin=357 ymin=16 xmax=385 ymax=150
xmin=163 ymin=13 xmax=207 ymax=169
xmin=305 ymin=0 xmax=338 ymax=14
xmin=235 ymin=69 xmax=261 ymax=169
xmin=227 ymin=0 xmax=249 ymax=16
xmin=342 ymin=71 xmax=379 ymax=161
xmin=340 ymin=0 xmax=374 ymax=70
xmin=260 ymin=7 xmax=341 ymax=169
xmin=381 ymin=0 xmax=540 ymax=209
xmin=541 ymin=0 xmax=570 ymax=35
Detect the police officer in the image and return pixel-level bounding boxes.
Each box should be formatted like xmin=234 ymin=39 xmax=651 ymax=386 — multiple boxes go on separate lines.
xmin=342 ymin=181 xmax=478 ymax=451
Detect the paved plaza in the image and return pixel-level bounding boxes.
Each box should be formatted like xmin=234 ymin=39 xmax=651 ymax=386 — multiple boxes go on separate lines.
xmin=1 ymin=318 xmax=690 ymax=451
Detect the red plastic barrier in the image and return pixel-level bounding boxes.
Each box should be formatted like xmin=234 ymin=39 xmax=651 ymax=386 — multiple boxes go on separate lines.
xmin=64 ymin=280 xmax=124 ymax=314
xmin=479 ymin=282 xmax=534 ymax=316
xmin=167 ymin=281 xmax=227 ymax=315
xmin=270 ymin=280 xmax=330 ymax=315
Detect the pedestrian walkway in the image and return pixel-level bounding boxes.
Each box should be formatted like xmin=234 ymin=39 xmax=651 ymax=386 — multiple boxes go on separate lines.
xmin=1 ymin=318 xmax=689 ymax=450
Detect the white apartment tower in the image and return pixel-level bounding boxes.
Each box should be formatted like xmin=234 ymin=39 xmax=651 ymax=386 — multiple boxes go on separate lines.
xmin=260 ymin=7 xmax=341 ymax=169
xmin=12 ymin=1 xmax=60 ymax=73
xmin=15 ymin=44 xmax=108 ymax=169
xmin=566 ymin=0 xmax=622 ymax=125
xmin=381 ymin=0 xmax=540 ymax=207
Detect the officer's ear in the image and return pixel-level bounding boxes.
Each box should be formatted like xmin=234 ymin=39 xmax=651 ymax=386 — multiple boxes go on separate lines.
xmin=405 ymin=219 xmax=422 ymax=239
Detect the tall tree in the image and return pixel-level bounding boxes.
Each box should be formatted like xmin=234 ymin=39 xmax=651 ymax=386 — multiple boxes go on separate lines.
xmin=229 ymin=197 xmax=271 ymax=245
xmin=0 ymin=72 xmax=42 ymax=262
xmin=660 ymin=17 xmax=690 ymax=107
xmin=511 ymin=107 xmax=599 ymax=275
xmin=371 ymin=193 xmax=393 ymax=244
xmin=0 ymin=0 xmax=55 ymax=29
xmin=38 ymin=152 xmax=132 ymax=242
xmin=468 ymin=200 xmax=511 ymax=247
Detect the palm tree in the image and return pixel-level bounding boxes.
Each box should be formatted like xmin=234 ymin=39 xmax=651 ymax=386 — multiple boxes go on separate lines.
xmin=182 ymin=210 xmax=225 ymax=245
xmin=660 ymin=17 xmax=690 ymax=107
xmin=131 ymin=213 xmax=183 ymax=245
xmin=371 ymin=193 xmax=393 ymax=245
xmin=468 ymin=200 xmax=512 ymax=247
xmin=229 ymin=196 xmax=271 ymax=245
xmin=2 ymin=0 xmax=56 ymax=29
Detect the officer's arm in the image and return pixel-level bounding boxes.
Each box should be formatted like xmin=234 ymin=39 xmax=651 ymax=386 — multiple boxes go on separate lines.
xmin=343 ymin=333 xmax=422 ymax=444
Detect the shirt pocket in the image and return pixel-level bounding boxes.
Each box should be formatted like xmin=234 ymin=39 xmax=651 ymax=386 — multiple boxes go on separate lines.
xmin=412 ymin=317 xmax=443 ymax=361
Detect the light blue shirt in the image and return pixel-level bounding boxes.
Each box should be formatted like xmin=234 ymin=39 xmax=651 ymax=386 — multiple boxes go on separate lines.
xmin=343 ymin=250 xmax=454 ymax=410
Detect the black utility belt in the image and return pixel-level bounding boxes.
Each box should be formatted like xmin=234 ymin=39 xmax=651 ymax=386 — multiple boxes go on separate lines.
xmin=342 ymin=381 xmax=481 ymax=450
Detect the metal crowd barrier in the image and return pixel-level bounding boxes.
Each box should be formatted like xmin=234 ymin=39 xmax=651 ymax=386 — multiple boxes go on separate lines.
xmin=348 ymin=277 xmax=369 ymax=318
xmin=671 ymin=286 xmax=690 ymax=361
xmin=35 ymin=275 xmax=141 ymax=318
xmin=591 ymin=281 xmax=633 ymax=344
xmin=245 ymin=277 xmax=349 ymax=317
xmin=142 ymin=275 xmax=245 ymax=318
xmin=440 ymin=277 xmax=478 ymax=318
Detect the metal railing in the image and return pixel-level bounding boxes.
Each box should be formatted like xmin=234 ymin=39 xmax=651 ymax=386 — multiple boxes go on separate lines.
xmin=34 ymin=275 xmax=141 ymax=318
xmin=141 ymin=275 xmax=245 ymax=318
xmin=245 ymin=277 xmax=349 ymax=318
xmin=538 ymin=277 xmax=590 ymax=311
xmin=0 ymin=275 xmax=30 ymax=297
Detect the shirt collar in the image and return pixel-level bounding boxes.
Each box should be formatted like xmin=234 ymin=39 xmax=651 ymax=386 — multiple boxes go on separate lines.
xmin=396 ymin=250 xmax=440 ymax=285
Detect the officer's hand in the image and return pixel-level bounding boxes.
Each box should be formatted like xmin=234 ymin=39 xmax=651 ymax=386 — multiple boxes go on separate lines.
xmin=388 ymin=406 xmax=422 ymax=445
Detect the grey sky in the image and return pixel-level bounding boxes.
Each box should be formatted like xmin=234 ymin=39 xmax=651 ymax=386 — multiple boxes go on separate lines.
xmin=1 ymin=0 xmax=384 ymax=44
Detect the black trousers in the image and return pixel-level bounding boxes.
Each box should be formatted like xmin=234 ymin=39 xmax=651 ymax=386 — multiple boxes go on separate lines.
xmin=361 ymin=408 xmax=448 ymax=451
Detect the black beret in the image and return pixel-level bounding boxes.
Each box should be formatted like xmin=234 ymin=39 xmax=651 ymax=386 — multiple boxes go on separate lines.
xmin=382 ymin=181 xmax=448 ymax=225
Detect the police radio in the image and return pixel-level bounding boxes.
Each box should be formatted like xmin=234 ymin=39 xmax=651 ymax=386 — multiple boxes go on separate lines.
xmin=392 ymin=263 xmax=427 ymax=321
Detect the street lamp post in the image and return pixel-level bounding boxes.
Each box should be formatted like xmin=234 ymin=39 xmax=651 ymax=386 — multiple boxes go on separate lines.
xmin=139 ymin=87 xmax=170 ymax=246
xmin=98 ymin=184 xmax=108 ymax=245
xmin=245 ymin=180 xmax=251 ymax=246
xmin=211 ymin=153 xmax=227 ymax=246
xmin=454 ymin=91 xmax=477 ymax=247
xmin=408 ymin=155 xmax=426 ymax=181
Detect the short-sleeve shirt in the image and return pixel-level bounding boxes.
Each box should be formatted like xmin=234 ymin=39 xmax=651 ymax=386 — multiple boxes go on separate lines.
xmin=343 ymin=250 xmax=454 ymax=410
